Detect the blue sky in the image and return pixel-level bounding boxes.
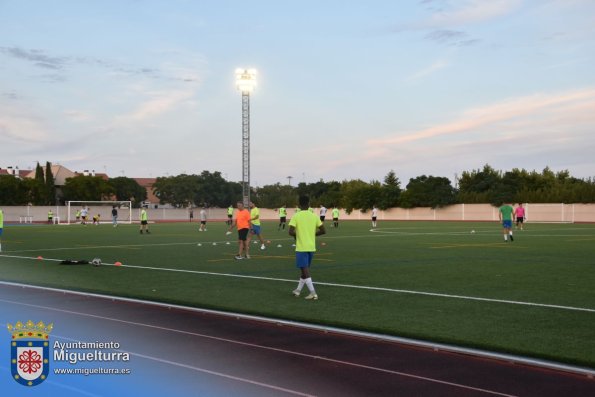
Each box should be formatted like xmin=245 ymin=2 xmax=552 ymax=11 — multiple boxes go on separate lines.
xmin=1 ymin=0 xmax=594 ymax=186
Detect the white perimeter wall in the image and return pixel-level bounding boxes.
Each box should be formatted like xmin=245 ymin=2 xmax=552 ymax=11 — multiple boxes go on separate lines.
xmin=2 ymin=203 xmax=595 ymax=223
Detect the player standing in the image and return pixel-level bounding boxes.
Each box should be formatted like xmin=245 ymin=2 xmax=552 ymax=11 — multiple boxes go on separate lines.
xmin=140 ymin=208 xmax=150 ymax=234
xmin=331 ymin=206 xmax=340 ymax=228
xmin=278 ymin=205 xmax=287 ymax=231
xmin=515 ymin=203 xmax=526 ymax=230
xmin=80 ymin=207 xmax=88 ymax=225
xmin=498 ymin=202 xmax=514 ymax=242
xmin=249 ymin=202 xmax=266 ymax=250
xmin=289 ymin=195 xmax=326 ymax=300
xmin=319 ymin=205 xmax=327 ymax=223
xmin=228 ymin=201 xmax=251 ymax=259
xmin=47 ymin=209 xmax=53 ymax=224
xmin=227 ymin=205 xmax=234 ymax=226
xmin=112 ymin=206 xmax=118 ymax=227
xmin=371 ymin=206 xmax=378 ymax=228
xmin=199 ymin=206 xmax=207 ymax=231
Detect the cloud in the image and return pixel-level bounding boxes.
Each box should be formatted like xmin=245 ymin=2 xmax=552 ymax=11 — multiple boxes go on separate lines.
xmin=0 ymin=47 xmax=68 ymax=69
xmin=424 ymin=29 xmax=480 ymax=46
xmin=424 ymin=0 xmax=522 ymax=28
xmin=0 ymin=106 xmax=49 ymax=143
xmin=368 ymin=88 xmax=595 ymax=147
xmin=0 ymin=46 xmax=198 ymax=83
xmin=114 ymin=89 xmax=196 ymax=124
xmin=405 ymin=59 xmax=449 ymax=82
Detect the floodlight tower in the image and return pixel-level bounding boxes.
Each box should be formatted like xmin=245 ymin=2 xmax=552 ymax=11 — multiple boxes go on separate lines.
xmin=235 ymin=68 xmax=257 ymax=207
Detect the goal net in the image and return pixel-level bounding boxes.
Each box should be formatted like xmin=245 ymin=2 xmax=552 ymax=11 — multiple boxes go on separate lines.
xmin=66 ymin=201 xmax=133 ymax=225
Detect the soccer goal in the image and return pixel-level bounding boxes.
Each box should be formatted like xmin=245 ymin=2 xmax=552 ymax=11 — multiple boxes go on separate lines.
xmin=66 ymin=201 xmax=133 ymax=225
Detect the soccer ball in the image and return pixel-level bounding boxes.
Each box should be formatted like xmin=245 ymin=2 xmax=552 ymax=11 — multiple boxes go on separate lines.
xmin=471 ymin=230 xmax=476 ymax=234
xmin=91 ymin=258 xmax=102 ymax=267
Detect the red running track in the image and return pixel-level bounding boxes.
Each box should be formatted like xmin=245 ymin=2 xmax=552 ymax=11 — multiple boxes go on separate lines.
xmin=0 ymin=282 xmax=593 ymax=396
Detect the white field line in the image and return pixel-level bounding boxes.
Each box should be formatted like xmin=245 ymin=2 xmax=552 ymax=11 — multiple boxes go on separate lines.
xmin=0 ymin=300 xmax=516 ymax=397
xmin=4 ymin=225 xmax=595 ymax=254
xmin=1 ymin=253 xmax=594 ymax=314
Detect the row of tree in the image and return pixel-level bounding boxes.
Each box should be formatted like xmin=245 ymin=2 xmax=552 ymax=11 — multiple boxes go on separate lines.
xmin=2 ymin=164 xmax=595 ymax=209
xmin=0 ymin=162 xmax=147 ymax=207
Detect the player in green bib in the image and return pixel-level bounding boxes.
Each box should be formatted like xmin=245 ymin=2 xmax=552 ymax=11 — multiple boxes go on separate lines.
xmin=140 ymin=208 xmax=150 ymax=234
xmin=249 ymin=202 xmax=266 ymax=250
xmin=331 ymin=206 xmax=339 ymax=228
xmin=289 ymin=195 xmax=326 ymax=300
xmin=278 ymin=205 xmax=287 ymax=231
xmin=227 ymin=205 xmax=234 ymax=226
xmin=498 ymin=202 xmax=514 ymax=242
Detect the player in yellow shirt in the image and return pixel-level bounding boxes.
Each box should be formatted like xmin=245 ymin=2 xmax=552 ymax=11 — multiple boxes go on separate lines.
xmin=278 ymin=205 xmax=287 ymax=231
xmin=289 ymin=195 xmax=326 ymax=300
xmin=140 ymin=208 xmax=150 ymax=234
xmin=249 ymin=202 xmax=266 ymax=250
xmin=227 ymin=205 xmax=234 ymax=226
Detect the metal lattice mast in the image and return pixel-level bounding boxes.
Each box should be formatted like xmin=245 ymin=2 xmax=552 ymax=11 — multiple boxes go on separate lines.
xmin=235 ymin=68 xmax=257 ymax=207
xmin=241 ymin=91 xmax=251 ymax=206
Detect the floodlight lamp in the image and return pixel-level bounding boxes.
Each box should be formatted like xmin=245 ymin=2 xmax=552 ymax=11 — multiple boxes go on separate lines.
xmin=235 ymin=68 xmax=257 ymax=93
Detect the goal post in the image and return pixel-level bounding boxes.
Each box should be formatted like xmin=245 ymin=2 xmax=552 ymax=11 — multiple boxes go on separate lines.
xmin=66 ymin=201 xmax=133 ymax=225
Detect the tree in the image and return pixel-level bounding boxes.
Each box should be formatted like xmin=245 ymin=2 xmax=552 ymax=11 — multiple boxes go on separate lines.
xmin=62 ymin=176 xmax=115 ymax=202
xmin=45 ymin=161 xmax=56 ymax=205
xmin=400 ymin=175 xmax=457 ymax=208
xmin=0 ymin=175 xmax=27 ymax=205
xmin=252 ymin=183 xmax=297 ymax=209
xmin=379 ymin=170 xmax=401 ymax=209
xmin=109 ymin=177 xmax=147 ymax=207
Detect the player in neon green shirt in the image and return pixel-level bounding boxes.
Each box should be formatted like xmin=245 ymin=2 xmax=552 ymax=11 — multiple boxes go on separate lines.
xmin=140 ymin=208 xmax=150 ymax=234
xmin=331 ymin=206 xmax=340 ymax=228
xmin=278 ymin=205 xmax=287 ymax=231
xmin=249 ymin=202 xmax=266 ymax=250
xmin=498 ymin=202 xmax=514 ymax=242
xmin=227 ymin=205 xmax=234 ymax=226
xmin=289 ymin=195 xmax=326 ymax=300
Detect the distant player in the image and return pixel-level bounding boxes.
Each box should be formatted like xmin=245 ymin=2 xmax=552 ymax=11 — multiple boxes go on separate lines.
xmin=499 ymin=202 xmax=514 ymax=242
xmin=0 ymin=208 xmax=4 ymax=252
xmin=371 ymin=206 xmax=378 ymax=228
xmin=112 ymin=206 xmax=118 ymax=227
xmin=319 ymin=205 xmax=327 ymax=222
xmin=80 ymin=207 xmax=88 ymax=225
xmin=249 ymin=202 xmax=266 ymax=250
xmin=227 ymin=205 xmax=234 ymax=226
xmin=515 ymin=203 xmax=526 ymax=230
xmin=278 ymin=205 xmax=287 ymax=231
xmin=47 ymin=209 xmax=54 ymax=224
xmin=92 ymin=214 xmax=101 ymax=225
xmin=189 ymin=207 xmax=194 ymax=223
xmin=75 ymin=209 xmax=81 ymax=223
xmin=199 ymin=207 xmax=207 ymax=231
xmin=331 ymin=206 xmax=339 ymax=228
xmin=140 ymin=208 xmax=150 ymax=234
xmin=289 ymin=195 xmax=326 ymax=300
xmin=228 ymin=201 xmax=251 ymax=259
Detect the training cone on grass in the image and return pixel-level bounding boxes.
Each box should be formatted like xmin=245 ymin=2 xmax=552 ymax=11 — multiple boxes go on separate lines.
xmin=114 ymin=261 xmax=122 ymax=267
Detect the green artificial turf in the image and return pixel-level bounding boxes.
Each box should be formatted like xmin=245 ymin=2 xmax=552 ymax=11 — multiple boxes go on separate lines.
xmin=1 ymin=220 xmax=594 ymax=368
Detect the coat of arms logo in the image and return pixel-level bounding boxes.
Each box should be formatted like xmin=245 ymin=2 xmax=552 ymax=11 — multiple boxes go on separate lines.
xmin=7 ymin=320 xmax=53 ymax=386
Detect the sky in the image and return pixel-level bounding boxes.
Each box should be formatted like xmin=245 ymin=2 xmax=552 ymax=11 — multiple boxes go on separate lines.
xmin=1 ymin=0 xmax=595 ymax=187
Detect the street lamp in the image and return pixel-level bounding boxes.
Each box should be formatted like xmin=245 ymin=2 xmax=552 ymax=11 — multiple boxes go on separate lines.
xmin=235 ymin=68 xmax=257 ymax=207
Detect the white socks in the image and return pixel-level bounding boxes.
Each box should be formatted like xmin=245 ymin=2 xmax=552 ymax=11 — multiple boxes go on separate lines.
xmin=296 ymin=277 xmax=315 ymax=293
